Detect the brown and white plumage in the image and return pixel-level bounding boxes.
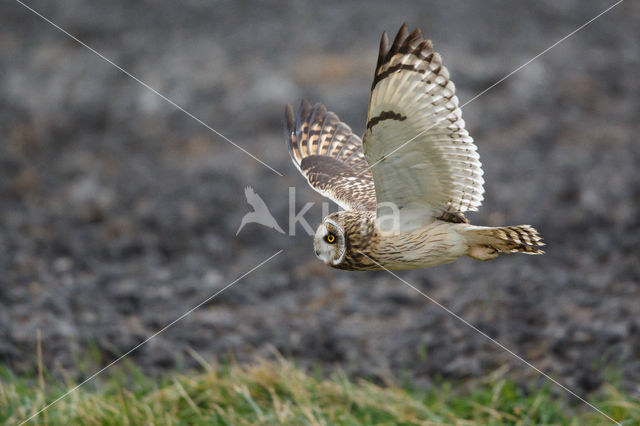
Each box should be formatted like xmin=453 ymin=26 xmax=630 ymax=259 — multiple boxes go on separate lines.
xmin=364 ymin=24 xmax=484 ymax=231
xmin=285 ymin=101 xmax=376 ymax=211
xmin=286 ymin=23 xmax=545 ymax=271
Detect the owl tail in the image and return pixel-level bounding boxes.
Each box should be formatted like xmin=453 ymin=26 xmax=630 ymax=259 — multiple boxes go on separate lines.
xmin=464 ymin=225 xmax=545 ymax=261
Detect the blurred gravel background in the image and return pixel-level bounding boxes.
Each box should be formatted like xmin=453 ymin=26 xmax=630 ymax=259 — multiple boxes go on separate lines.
xmin=1 ymin=0 xmax=639 ymax=394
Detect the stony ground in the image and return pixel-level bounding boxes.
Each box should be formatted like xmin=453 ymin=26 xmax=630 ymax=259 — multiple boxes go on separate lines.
xmin=1 ymin=0 xmax=639 ymax=395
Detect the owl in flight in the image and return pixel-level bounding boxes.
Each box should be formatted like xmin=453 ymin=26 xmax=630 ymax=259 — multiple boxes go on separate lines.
xmin=285 ymin=23 xmax=544 ymax=271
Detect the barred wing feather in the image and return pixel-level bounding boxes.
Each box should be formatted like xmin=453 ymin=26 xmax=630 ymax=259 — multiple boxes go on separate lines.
xmin=363 ymin=24 xmax=484 ymax=231
xmin=285 ymin=100 xmax=377 ymax=211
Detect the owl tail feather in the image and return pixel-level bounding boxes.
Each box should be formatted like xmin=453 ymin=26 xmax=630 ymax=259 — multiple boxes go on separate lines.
xmin=465 ymin=225 xmax=545 ymax=261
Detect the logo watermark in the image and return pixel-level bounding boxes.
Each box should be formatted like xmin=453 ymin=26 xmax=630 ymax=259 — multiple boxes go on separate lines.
xmin=236 ymin=187 xmax=286 ymax=235
xmin=237 ymin=186 xmax=402 ymax=236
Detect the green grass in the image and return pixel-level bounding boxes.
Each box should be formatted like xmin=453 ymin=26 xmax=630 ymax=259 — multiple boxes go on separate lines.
xmin=1 ymin=354 xmax=638 ymax=425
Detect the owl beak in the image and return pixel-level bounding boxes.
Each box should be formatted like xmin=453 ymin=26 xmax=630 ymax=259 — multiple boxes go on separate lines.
xmin=314 ymin=248 xmax=320 ymax=257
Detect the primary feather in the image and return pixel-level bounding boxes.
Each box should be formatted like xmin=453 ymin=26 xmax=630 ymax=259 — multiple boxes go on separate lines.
xmin=364 ymin=23 xmax=484 ymax=231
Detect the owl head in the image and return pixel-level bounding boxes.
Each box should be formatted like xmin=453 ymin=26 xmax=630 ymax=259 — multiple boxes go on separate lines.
xmin=314 ymin=217 xmax=347 ymax=266
xmin=313 ymin=211 xmax=377 ymax=268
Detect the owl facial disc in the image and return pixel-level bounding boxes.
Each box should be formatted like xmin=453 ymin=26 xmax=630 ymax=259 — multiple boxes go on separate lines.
xmin=313 ymin=219 xmax=346 ymax=266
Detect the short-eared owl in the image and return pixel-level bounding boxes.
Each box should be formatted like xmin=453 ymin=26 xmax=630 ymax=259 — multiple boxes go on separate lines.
xmin=285 ymin=24 xmax=544 ymax=271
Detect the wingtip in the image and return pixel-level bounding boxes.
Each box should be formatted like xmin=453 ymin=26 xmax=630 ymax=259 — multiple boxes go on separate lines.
xmin=386 ymin=23 xmax=434 ymax=59
xmin=385 ymin=22 xmax=409 ymax=58
xmin=396 ymin=22 xmax=410 ymax=40
xmin=377 ymin=31 xmax=389 ymax=68
xmin=296 ymin=99 xmax=312 ymax=127
xmin=284 ymin=104 xmax=295 ymax=134
xmin=379 ymin=30 xmax=389 ymax=53
xmin=298 ymin=98 xmax=312 ymax=113
xmin=408 ymin=27 xmax=421 ymax=40
xmin=314 ymin=102 xmax=327 ymax=118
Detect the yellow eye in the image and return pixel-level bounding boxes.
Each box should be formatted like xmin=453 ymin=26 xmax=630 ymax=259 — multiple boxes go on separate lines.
xmin=325 ymin=233 xmax=336 ymax=244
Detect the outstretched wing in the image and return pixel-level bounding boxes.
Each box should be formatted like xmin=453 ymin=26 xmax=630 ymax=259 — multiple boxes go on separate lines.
xmin=363 ymin=23 xmax=484 ymax=231
xmin=285 ymin=100 xmax=376 ymax=211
